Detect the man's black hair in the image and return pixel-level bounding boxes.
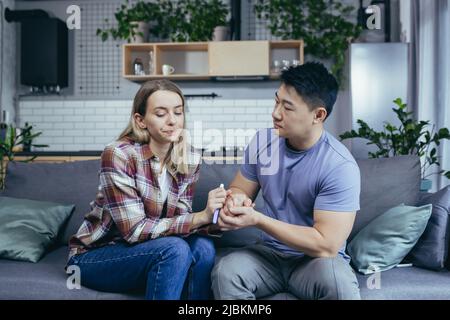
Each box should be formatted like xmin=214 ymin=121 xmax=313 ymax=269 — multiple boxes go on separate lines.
xmin=280 ymin=62 xmax=338 ymax=120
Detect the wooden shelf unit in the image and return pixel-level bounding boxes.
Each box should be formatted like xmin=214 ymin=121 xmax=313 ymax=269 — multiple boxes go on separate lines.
xmin=123 ymin=40 xmax=304 ymax=81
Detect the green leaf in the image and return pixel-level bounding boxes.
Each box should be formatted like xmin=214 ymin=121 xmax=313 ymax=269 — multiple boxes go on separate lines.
xmin=430 ymin=148 xmax=436 ymax=158
xmin=438 ymin=127 xmax=450 ymax=139
xmin=338 ymin=97 xmax=448 ymax=179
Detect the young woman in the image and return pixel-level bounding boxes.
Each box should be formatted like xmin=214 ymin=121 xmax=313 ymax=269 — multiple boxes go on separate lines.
xmin=67 ymin=80 xmax=227 ymax=300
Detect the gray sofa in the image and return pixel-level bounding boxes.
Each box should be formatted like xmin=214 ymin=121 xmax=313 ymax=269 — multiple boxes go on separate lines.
xmin=0 ymin=155 xmax=449 ymax=299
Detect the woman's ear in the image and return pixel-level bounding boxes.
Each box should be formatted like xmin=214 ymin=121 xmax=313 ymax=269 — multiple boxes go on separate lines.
xmin=133 ymin=113 xmax=146 ymax=129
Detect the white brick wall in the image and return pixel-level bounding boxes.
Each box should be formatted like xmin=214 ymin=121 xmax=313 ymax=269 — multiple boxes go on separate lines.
xmin=18 ymin=99 xmax=275 ymax=151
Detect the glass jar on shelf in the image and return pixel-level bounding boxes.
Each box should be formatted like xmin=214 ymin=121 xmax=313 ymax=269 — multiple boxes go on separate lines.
xmin=133 ymin=58 xmax=145 ymax=75
xmin=291 ymin=59 xmax=300 ymax=67
xmin=148 ymin=51 xmax=154 ymax=75
xmin=271 ymin=60 xmax=280 ymax=75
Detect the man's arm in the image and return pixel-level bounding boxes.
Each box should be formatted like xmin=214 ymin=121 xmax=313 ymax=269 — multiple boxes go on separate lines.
xmin=225 ymin=171 xmax=260 ymax=211
xmin=222 ymin=207 xmax=355 ymax=258
xmin=257 ymin=209 xmax=355 ymax=257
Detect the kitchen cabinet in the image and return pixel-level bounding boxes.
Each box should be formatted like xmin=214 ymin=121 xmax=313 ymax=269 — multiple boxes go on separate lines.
xmin=122 ymin=40 xmax=303 ymax=81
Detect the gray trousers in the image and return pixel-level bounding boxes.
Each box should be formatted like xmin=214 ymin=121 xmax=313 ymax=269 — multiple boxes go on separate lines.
xmin=211 ymin=244 xmax=361 ymax=300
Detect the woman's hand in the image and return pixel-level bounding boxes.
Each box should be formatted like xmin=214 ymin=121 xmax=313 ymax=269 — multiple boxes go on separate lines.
xmin=204 ymin=187 xmax=230 ymax=222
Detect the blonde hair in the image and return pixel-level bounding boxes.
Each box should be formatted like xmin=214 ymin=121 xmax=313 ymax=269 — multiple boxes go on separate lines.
xmin=118 ymin=80 xmax=190 ymax=174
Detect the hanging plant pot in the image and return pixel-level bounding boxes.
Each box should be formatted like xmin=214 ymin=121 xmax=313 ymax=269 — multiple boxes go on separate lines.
xmin=420 ymin=179 xmax=432 ymax=192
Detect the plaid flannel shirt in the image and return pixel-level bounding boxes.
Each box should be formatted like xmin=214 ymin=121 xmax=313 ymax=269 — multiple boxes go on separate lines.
xmin=68 ymin=138 xmax=214 ymax=259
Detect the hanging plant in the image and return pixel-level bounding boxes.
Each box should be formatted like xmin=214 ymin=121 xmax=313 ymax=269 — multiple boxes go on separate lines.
xmin=254 ymin=0 xmax=362 ymax=86
xmin=96 ymin=0 xmax=229 ymax=43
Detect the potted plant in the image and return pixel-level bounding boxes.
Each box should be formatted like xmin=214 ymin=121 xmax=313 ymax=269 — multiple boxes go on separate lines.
xmin=97 ymin=0 xmax=229 ymax=43
xmin=254 ymin=0 xmax=362 ymax=85
xmin=339 ymin=98 xmax=450 ymax=191
xmin=97 ymin=0 xmax=228 ymax=42
xmin=164 ymin=0 xmax=229 ymax=42
xmin=0 ymin=124 xmax=49 ymax=189
xmin=97 ymin=0 xmax=161 ymax=43
xmin=212 ymin=4 xmax=230 ymax=42
xmin=21 ymin=122 xmax=44 ymax=152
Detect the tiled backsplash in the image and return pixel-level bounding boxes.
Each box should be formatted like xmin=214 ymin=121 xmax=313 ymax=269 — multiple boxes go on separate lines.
xmin=18 ymin=99 xmax=275 ymax=152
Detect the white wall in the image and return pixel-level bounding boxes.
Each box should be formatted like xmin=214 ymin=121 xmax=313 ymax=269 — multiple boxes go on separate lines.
xmin=18 ymin=95 xmax=348 ymax=152
xmin=18 ymin=98 xmax=272 ymax=151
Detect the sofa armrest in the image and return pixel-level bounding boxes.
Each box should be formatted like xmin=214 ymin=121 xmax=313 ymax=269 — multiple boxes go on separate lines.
xmin=417 ymin=191 xmax=434 ymax=206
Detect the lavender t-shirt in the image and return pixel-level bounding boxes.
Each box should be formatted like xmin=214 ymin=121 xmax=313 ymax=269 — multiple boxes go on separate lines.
xmin=240 ymin=128 xmax=360 ymax=259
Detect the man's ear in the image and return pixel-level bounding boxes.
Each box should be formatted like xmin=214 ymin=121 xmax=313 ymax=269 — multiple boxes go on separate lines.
xmin=133 ymin=113 xmax=146 ymax=129
xmin=313 ymin=107 xmax=327 ymax=123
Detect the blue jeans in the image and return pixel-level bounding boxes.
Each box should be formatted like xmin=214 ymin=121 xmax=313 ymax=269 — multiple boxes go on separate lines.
xmin=67 ymin=235 xmax=215 ymax=300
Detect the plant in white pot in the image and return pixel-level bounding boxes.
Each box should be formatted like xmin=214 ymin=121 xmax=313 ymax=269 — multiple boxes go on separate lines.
xmin=212 ymin=25 xmax=230 ymax=41
xmin=166 ymin=0 xmax=229 ymax=42
xmin=210 ymin=0 xmax=230 ymax=41
xmin=339 ymin=98 xmax=450 ymax=191
xmin=97 ymin=0 xmax=229 ymax=43
xmin=96 ymin=0 xmax=159 ymax=43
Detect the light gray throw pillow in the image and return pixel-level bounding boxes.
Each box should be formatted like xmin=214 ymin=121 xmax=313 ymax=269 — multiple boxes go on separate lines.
xmin=348 ymin=204 xmax=432 ymax=274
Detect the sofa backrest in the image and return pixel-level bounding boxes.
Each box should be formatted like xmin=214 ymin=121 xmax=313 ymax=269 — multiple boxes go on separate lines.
xmin=350 ymin=155 xmax=421 ymax=241
xmin=2 ymin=160 xmax=101 ymax=245
xmin=1 ymin=155 xmax=421 ymax=247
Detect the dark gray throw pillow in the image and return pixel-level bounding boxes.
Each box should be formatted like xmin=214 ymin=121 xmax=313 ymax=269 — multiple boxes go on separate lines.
xmin=407 ymin=186 xmax=450 ymax=270
xmin=0 ymin=196 xmax=75 ymax=263
xmin=3 ymin=160 xmax=101 ymax=245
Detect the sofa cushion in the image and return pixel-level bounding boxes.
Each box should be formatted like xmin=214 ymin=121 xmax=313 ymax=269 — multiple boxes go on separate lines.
xmin=0 ymin=246 xmax=143 ymax=300
xmin=2 ymin=160 xmax=101 ymax=245
xmin=350 ymin=155 xmax=421 ymax=241
xmin=357 ymin=266 xmax=450 ymax=300
xmin=348 ymin=204 xmax=432 ymax=274
xmin=0 ymin=196 xmax=74 ymax=263
xmin=407 ymin=186 xmax=450 ymax=270
xmin=217 ymin=248 xmax=450 ymax=300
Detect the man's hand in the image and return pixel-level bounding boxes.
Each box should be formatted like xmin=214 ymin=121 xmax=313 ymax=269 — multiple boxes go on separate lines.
xmin=217 ymin=206 xmax=262 ymax=231
xmin=223 ymin=190 xmax=254 ymax=217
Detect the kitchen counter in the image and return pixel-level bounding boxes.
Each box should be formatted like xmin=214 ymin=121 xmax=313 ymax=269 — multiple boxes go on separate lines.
xmin=12 ymin=149 xmax=243 ymax=164
xmin=15 ymin=148 xmax=244 ymax=157
xmin=15 ymin=151 xmax=102 ymax=157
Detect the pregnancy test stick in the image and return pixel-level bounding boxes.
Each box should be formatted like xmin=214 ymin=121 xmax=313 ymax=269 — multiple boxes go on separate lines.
xmin=212 ymin=183 xmax=224 ymax=224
